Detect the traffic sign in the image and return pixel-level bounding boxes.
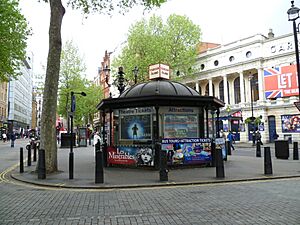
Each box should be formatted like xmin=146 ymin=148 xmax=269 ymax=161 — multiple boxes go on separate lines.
xmin=294 ymin=101 xmax=300 ymax=111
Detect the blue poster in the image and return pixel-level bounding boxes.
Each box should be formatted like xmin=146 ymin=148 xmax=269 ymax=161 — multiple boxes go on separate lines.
xmin=120 ymin=114 xmax=151 ymax=140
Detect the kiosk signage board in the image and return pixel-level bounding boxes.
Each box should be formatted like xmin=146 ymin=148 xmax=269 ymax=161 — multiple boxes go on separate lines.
xmin=161 ymin=138 xmax=211 ymax=165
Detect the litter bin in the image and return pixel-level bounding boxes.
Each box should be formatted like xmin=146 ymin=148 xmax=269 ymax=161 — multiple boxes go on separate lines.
xmin=60 ymin=133 xmax=76 ymax=148
xmin=274 ymin=140 xmax=289 ymax=159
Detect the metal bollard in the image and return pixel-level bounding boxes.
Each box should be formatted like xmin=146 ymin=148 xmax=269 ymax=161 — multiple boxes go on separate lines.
xmin=38 ymin=149 xmax=46 ymax=179
xmin=256 ymin=141 xmax=261 ymax=157
xmin=26 ymin=143 xmax=31 ymax=166
xmin=159 ymin=149 xmax=168 ymax=182
xmin=264 ymin=147 xmax=273 ymax=175
xmin=20 ymin=147 xmax=24 ymax=173
xmin=226 ymin=141 xmax=231 ymax=155
xmin=293 ymin=142 xmax=299 ymax=160
xmin=95 ymin=141 xmax=104 ymax=183
xmin=216 ymin=147 xmax=225 ymax=178
xmin=32 ymin=142 xmax=37 ymax=162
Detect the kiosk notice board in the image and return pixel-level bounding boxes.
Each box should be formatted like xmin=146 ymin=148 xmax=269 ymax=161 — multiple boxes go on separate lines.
xmin=161 ymin=138 xmax=211 ymax=165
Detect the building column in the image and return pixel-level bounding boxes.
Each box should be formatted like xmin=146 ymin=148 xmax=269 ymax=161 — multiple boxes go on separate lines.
xmin=239 ymin=71 xmax=245 ymax=103
xmin=257 ymin=68 xmax=265 ymax=102
xmin=209 ymin=78 xmax=213 ymax=96
xmin=223 ymin=75 xmax=228 ymax=104
xmin=195 ymin=81 xmax=200 ymax=93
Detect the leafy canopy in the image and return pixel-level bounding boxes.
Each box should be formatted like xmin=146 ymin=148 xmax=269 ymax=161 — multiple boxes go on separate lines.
xmin=113 ymin=14 xmax=201 ymax=82
xmin=58 ymin=40 xmax=102 ymax=126
xmin=0 ymin=0 xmax=31 ymax=81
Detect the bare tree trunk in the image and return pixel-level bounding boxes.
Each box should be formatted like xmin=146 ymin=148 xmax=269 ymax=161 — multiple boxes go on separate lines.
xmin=40 ymin=0 xmax=65 ymax=173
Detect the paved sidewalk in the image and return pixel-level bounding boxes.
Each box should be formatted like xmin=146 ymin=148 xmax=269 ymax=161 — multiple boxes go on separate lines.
xmin=11 ymin=143 xmax=300 ymax=189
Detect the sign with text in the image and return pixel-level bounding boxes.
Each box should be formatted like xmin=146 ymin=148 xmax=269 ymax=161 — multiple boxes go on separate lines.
xmin=149 ymin=63 xmax=170 ymax=80
xmin=264 ymin=65 xmax=299 ymax=99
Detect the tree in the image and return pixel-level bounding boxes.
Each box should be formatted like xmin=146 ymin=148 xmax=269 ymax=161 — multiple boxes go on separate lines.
xmin=113 ymin=14 xmax=201 ymax=82
xmin=0 ymin=0 xmax=31 ymax=81
xmin=40 ymin=0 xmax=166 ymax=173
xmin=58 ymin=40 xmax=86 ymax=121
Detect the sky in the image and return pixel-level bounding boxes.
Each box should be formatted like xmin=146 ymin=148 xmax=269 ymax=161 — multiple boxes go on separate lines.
xmin=20 ymin=0 xmax=294 ymax=81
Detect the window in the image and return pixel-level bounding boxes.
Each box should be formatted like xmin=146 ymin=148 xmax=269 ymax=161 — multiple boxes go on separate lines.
xmin=229 ymin=56 xmax=235 ymax=62
xmin=246 ymin=51 xmax=252 ymax=58
xmin=214 ymin=60 xmax=219 ymax=66
xmin=200 ymin=64 xmax=205 ymax=70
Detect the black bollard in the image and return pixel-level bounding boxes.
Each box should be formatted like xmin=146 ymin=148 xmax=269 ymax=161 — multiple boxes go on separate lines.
xmin=33 ymin=142 xmax=37 ymax=162
xmin=256 ymin=141 xmax=261 ymax=157
xmin=210 ymin=142 xmax=216 ymax=167
xmin=159 ymin=149 xmax=168 ymax=182
xmin=154 ymin=142 xmax=160 ymax=170
xmin=226 ymin=141 xmax=232 ymax=155
xmin=38 ymin=149 xmax=46 ymax=179
xmin=293 ymin=142 xmax=299 ymax=160
xmin=26 ymin=143 xmax=31 ymax=166
xmin=264 ymin=147 xmax=273 ymax=175
xmin=216 ymin=147 xmax=225 ymax=178
xmin=20 ymin=147 xmax=24 ymax=173
xmin=95 ymin=141 xmax=104 ymax=183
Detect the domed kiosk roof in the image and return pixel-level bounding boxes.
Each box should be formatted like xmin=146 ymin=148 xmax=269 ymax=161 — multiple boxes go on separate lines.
xmin=119 ymin=80 xmax=199 ymax=98
xmin=97 ymin=79 xmax=224 ymax=111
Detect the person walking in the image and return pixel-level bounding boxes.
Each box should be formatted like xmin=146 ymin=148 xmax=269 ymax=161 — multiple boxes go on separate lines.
xmin=2 ymin=133 xmax=7 ymax=142
xmin=256 ymin=130 xmax=263 ymax=145
xmin=227 ymin=130 xmax=235 ymax=151
xmin=10 ymin=132 xmax=16 ymax=148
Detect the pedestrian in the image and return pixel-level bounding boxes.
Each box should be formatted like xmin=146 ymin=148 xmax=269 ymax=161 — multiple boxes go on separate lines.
xmin=10 ymin=132 xmax=16 ymax=148
xmin=220 ymin=129 xmax=226 ymax=141
xmin=227 ymin=130 xmax=235 ymax=151
xmin=2 ymin=133 xmax=7 ymax=142
xmin=256 ymin=130 xmax=263 ymax=145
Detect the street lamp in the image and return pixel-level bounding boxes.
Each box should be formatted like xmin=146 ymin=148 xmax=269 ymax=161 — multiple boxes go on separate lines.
xmin=69 ymin=91 xmax=86 ymax=179
xmin=132 ymin=66 xmax=139 ymax=84
xmin=248 ymin=74 xmax=255 ymax=145
xmin=287 ymin=1 xmax=300 ymax=99
xmin=103 ymin=65 xmax=111 ymax=97
xmin=117 ymin=67 xmax=126 ymax=95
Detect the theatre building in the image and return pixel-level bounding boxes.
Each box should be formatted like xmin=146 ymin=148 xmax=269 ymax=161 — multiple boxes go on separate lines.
xmin=183 ymin=29 xmax=300 ymax=143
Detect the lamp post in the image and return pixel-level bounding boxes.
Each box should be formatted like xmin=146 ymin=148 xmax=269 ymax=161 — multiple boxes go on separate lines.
xmin=117 ymin=67 xmax=126 ymax=95
xmin=287 ymin=1 xmax=300 ymax=99
xmin=249 ymin=74 xmax=255 ymax=145
xmin=103 ymin=65 xmax=111 ymax=97
xmin=69 ymin=91 xmax=86 ymax=179
xmin=132 ymin=66 xmax=139 ymax=84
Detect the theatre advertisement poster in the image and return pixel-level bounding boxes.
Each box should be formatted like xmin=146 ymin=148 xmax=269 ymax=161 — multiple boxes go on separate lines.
xmin=108 ymin=146 xmax=154 ymax=166
xmin=163 ymin=107 xmax=198 ymax=138
xmin=264 ymin=65 xmax=299 ymax=99
xmin=161 ymin=138 xmax=211 ymax=165
xmin=119 ymin=108 xmax=152 ymax=140
xmin=281 ymin=114 xmax=300 ymax=133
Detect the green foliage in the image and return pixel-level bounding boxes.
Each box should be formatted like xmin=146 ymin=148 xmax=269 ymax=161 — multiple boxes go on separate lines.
xmin=57 ymin=40 xmax=103 ymax=127
xmin=245 ymin=116 xmax=262 ymax=125
xmin=113 ymin=14 xmax=201 ymax=82
xmin=0 ymin=0 xmax=31 ymax=81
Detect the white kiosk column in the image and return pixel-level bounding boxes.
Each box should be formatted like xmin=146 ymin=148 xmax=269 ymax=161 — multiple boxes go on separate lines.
xmin=239 ymin=71 xmax=245 ymax=103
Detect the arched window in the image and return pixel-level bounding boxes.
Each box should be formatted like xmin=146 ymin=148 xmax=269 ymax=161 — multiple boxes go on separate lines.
xmin=219 ymin=80 xmax=230 ymax=103
xmin=234 ymin=77 xmax=241 ymax=104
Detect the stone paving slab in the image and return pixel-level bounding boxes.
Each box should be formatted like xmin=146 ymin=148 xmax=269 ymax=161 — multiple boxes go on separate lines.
xmin=10 ymin=143 xmax=300 ymax=189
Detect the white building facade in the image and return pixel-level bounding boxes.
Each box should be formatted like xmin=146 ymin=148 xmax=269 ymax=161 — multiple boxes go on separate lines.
xmin=184 ymin=30 xmax=300 ymax=143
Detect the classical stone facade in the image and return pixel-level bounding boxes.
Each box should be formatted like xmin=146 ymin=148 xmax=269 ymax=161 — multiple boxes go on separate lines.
xmin=184 ymin=30 xmax=300 ymax=143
